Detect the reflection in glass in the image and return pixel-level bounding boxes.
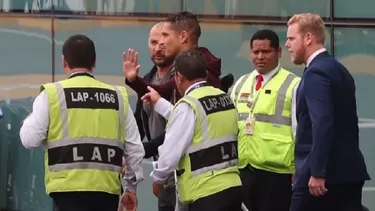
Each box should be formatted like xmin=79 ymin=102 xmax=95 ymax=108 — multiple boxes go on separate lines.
xmin=2 ymin=0 xmax=331 ymax=17
xmin=334 ymin=27 xmax=375 ymax=210
xmin=1 ymin=0 xmax=181 ymax=14
xmin=185 ymin=0 xmax=330 ymax=17
xmin=334 ymin=0 xmax=375 ymax=18
xmin=54 ymin=0 xmax=180 ymax=15
xmin=0 ymin=17 xmax=53 ymax=210
xmin=3 ymin=0 xmax=52 ymax=12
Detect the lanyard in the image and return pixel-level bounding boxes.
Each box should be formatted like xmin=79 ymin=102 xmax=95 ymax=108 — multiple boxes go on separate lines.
xmin=69 ymin=72 xmax=95 ymax=79
xmin=248 ymin=68 xmax=280 ymax=114
xmin=185 ymin=82 xmax=207 ymax=95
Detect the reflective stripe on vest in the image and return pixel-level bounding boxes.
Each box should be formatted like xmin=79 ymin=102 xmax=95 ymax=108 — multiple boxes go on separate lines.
xmin=175 ymin=86 xmax=241 ymax=204
xmin=235 ymin=73 xmax=297 ymax=125
xmin=183 ymin=95 xmax=238 ymax=177
xmin=45 ymin=82 xmax=125 ymax=173
xmin=233 ymin=74 xmax=251 ymax=104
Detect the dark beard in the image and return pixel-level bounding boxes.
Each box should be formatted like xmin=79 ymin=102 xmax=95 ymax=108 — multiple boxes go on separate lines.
xmin=152 ymin=54 xmax=176 ymax=68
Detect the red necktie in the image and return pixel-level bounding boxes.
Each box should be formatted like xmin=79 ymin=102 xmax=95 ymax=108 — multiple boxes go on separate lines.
xmin=255 ymin=75 xmax=263 ymax=91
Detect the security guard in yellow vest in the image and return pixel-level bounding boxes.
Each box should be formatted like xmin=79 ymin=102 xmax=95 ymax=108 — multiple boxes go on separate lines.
xmin=141 ymin=49 xmax=242 ymax=211
xmin=231 ymin=30 xmax=300 ymax=211
xmin=19 ymin=35 xmax=145 ymax=211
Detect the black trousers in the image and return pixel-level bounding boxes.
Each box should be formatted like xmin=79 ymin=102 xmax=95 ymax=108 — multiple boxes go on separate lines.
xmin=158 ymin=185 xmax=176 ymax=211
xmin=290 ymin=182 xmax=365 ymax=211
xmin=50 ymin=191 xmax=119 ymax=211
xmin=240 ymin=165 xmax=292 ymax=211
xmin=188 ymin=186 xmax=242 ymax=211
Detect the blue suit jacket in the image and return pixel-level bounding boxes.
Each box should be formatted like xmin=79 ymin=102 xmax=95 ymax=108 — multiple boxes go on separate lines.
xmin=294 ymin=51 xmax=371 ymax=188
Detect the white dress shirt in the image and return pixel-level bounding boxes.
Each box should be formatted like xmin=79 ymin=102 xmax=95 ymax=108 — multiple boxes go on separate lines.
xmin=253 ymin=64 xmax=299 ymax=137
xmin=150 ymin=81 xmax=206 ymax=183
xmin=19 ymin=75 xmax=145 ymax=193
xmin=306 ymin=48 xmax=327 ymax=67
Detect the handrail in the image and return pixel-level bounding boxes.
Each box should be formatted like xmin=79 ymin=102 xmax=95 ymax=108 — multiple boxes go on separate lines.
xmin=2 ymin=12 xmax=375 ymax=27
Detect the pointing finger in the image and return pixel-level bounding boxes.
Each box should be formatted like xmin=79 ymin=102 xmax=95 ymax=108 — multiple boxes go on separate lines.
xmin=140 ymin=94 xmax=149 ymax=101
xmin=147 ymin=86 xmax=155 ymax=93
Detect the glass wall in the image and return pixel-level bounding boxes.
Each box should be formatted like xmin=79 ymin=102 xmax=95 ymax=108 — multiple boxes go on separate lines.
xmin=334 ymin=0 xmax=375 ymax=18
xmin=0 ymin=0 xmax=374 ymax=210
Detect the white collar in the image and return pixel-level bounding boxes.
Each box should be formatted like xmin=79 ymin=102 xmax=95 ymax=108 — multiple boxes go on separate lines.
xmin=306 ymin=48 xmax=326 ymax=67
xmin=254 ymin=63 xmax=280 ymax=80
xmin=184 ymin=81 xmax=207 ymax=96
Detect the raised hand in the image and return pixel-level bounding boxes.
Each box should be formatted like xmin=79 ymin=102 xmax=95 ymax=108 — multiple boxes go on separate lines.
xmin=123 ymin=48 xmax=140 ymax=82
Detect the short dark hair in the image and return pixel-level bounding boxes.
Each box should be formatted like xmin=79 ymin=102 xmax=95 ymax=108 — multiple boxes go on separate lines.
xmin=174 ymin=49 xmax=207 ymax=81
xmin=62 ymin=34 xmax=96 ymax=69
xmin=250 ymin=29 xmax=280 ymax=50
xmin=167 ymin=11 xmax=201 ymax=42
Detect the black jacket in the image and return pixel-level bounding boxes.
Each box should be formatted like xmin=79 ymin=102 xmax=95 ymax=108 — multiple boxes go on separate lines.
xmin=134 ymin=66 xmax=168 ymax=159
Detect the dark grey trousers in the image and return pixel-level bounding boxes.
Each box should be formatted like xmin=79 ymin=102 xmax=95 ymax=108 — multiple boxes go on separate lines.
xmin=158 ymin=185 xmax=177 ymax=211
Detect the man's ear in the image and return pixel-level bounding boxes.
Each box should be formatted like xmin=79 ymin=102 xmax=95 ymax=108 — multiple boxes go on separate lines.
xmin=176 ymin=72 xmax=184 ymax=84
xmin=92 ymin=58 xmax=96 ymax=69
xmin=277 ymin=47 xmax=282 ymax=59
xmin=62 ymin=55 xmax=67 ymax=68
xmin=180 ymin=31 xmax=188 ymax=44
xmin=305 ymin=32 xmax=313 ymax=46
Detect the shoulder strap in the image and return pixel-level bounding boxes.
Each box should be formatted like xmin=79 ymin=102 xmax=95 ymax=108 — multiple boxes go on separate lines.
xmin=233 ymin=73 xmax=252 ymax=105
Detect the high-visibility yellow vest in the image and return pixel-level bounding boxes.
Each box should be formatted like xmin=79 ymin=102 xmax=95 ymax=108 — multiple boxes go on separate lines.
xmin=41 ymin=75 xmax=128 ymax=195
xmin=231 ymin=68 xmax=300 ymax=174
xmin=170 ymin=85 xmax=242 ymax=204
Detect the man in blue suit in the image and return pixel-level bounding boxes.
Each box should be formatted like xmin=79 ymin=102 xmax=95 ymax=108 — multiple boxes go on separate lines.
xmin=285 ymin=13 xmax=371 ymax=211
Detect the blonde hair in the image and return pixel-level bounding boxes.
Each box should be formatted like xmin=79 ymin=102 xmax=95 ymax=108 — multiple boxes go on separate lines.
xmin=288 ymin=13 xmax=325 ymax=44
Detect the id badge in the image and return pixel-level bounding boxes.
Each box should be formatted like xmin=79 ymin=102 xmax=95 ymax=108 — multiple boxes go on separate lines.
xmin=244 ymin=117 xmax=255 ymax=135
xmin=247 ymin=98 xmax=254 ymax=109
